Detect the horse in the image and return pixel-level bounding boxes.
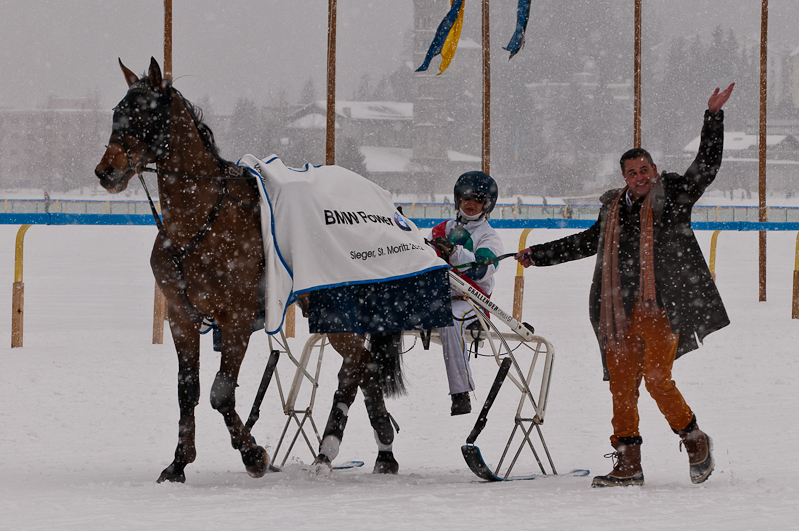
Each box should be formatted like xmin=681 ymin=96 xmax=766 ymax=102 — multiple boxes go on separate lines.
xmin=94 ymin=57 xmax=404 ymax=481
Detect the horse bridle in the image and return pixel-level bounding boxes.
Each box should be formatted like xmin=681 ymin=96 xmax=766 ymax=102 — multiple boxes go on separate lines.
xmin=109 ymin=82 xmax=258 ymax=324
xmin=109 ymin=84 xmax=173 ymax=173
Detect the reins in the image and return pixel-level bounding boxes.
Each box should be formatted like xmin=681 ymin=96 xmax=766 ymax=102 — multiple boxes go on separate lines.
xmin=138 ymin=163 xmax=256 ymax=181
xmin=450 ymin=252 xmax=517 ymax=270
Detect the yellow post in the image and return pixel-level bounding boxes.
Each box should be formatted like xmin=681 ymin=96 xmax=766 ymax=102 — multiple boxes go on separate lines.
xmin=512 ymin=228 xmax=533 ymax=322
xmin=708 ymin=230 xmax=721 ymax=282
xmin=12 ymin=225 xmax=32 ymax=348
xmin=153 ymin=282 xmax=167 ymax=344
xmin=793 ymin=232 xmax=799 ymax=319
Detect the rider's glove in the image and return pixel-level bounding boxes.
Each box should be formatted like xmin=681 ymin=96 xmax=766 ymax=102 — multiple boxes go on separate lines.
xmin=430 ymin=236 xmax=456 ymax=258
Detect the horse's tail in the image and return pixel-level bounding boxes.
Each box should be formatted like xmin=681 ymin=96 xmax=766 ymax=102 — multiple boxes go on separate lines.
xmin=370 ymin=331 xmax=406 ymax=397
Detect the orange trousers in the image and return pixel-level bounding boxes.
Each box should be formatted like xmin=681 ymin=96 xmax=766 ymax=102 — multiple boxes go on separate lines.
xmin=606 ymin=305 xmax=693 ymax=442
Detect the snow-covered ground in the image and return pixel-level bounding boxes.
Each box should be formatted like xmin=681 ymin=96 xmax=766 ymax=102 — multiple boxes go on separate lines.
xmin=1 ymin=225 xmax=798 ymax=530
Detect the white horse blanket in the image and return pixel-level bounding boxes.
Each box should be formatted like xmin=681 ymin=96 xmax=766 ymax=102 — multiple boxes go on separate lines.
xmin=238 ymin=154 xmax=448 ymax=334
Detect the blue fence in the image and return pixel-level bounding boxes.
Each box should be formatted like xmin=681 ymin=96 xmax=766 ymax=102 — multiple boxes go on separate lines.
xmin=3 ymin=213 xmax=799 ymax=232
xmin=6 ymin=199 xmax=799 ymax=223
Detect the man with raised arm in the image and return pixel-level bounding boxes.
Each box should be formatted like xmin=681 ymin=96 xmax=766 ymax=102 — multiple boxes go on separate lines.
xmin=516 ymin=84 xmax=734 ymax=487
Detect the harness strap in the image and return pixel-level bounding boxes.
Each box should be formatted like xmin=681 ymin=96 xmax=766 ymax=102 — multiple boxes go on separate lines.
xmin=139 ymin=173 xmax=227 ymax=324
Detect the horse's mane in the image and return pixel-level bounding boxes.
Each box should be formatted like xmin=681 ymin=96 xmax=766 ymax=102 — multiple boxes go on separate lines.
xmin=174 ymin=88 xmax=224 ymax=161
xmin=137 ymin=74 xmax=224 ymax=162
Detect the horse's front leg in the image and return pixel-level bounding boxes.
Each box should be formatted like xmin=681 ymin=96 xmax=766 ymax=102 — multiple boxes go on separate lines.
xmin=210 ymin=320 xmax=269 ymax=478
xmin=157 ymin=303 xmax=201 ymax=483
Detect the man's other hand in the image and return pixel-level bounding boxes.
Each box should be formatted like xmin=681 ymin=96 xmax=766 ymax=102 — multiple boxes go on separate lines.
xmin=515 ymin=248 xmax=534 ymax=268
xmin=708 ymin=83 xmax=735 ymax=113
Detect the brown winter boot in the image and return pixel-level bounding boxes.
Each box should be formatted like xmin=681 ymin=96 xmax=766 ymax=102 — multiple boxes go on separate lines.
xmin=677 ymin=416 xmax=714 ymax=484
xmin=592 ymin=437 xmax=644 ymax=487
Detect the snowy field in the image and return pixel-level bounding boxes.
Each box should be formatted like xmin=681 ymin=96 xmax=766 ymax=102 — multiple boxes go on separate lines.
xmin=1 ymin=225 xmax=798 ymax=530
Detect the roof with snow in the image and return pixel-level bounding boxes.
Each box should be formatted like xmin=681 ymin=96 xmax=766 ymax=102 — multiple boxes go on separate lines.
xmin=287 ymin=112 xmax=340 ymax=130
xmin=360 ymin=146 xmax=480 ymax=173
xmin=683 ymin=132 xmax=796 ymax=152
xmin=290 ymin=101 xmax=412 ymax=123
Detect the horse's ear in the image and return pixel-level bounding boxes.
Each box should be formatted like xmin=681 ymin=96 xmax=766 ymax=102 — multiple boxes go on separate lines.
xmin=148 ymin=57 xmax=164 ymax=91
xmin=119 ymin=58 xmax=139 ymax=87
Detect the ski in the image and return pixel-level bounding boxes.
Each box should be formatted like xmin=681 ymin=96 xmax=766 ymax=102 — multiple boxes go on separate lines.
xmin=332 ymin=460 xmax=364 ymax=470
xmin=462 ymin=445 xmax=588 ymax=482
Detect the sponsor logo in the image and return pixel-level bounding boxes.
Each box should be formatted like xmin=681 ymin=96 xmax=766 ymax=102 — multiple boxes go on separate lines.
xmin=324 ymin=209 xmax=395 ymax=227
xmin=394 ymin=211 xmax=412 ymax=231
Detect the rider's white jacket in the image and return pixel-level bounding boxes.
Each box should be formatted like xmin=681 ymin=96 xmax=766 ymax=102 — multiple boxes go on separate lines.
xmin=430 ymin=216 xmax=504 ymax=297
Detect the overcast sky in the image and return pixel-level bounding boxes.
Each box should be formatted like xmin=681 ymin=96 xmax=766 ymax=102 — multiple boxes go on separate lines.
xmin=1 ymin=0 xmax=796 ymax=113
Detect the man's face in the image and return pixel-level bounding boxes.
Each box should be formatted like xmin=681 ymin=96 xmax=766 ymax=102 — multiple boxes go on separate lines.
xmin=622 ymin=156 xmax=658 ymax=200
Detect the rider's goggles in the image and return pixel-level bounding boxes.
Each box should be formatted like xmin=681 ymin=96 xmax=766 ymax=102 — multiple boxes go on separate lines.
xmin=461 ymin=193 xmax=488 ymax=204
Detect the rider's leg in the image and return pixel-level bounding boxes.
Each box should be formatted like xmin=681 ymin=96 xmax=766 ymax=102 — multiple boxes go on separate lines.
xmin=439 ymin=299 xmax=476 ymax=414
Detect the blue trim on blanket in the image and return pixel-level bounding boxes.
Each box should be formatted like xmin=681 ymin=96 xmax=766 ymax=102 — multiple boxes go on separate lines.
xmin=238 ymin=159 xmax=296 ymax=335
xmin=293 ymin=264 xmax=451 ymax=295
xmin=261 ymin=156 xmax=323 ymax=173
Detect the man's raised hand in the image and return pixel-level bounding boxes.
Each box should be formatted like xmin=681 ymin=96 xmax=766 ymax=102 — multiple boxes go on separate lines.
xmin=708 ymin=83 xmax=735 ymax=113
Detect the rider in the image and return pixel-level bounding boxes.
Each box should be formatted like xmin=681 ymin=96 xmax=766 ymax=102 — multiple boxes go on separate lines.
xmin=428 ymin=171 xmax=504 ymax=415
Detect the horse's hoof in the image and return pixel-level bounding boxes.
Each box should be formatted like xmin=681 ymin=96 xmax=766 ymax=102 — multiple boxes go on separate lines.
xmin=157 ymin=463 xmax=186 ymax=483
xmin=311 ymin=454 xmax=333 ymax=478
xmin=372 ymin=451 xmax=399 ymax=475
xmin=243 ymin=445 xmax=270 ymax=478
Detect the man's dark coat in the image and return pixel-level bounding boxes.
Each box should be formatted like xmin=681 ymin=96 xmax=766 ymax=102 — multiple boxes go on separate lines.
xmin=528 ymin=110 xmax=730 ymax=380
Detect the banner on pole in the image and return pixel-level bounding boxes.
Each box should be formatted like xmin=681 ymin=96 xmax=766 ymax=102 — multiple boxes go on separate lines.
xmin=416 ymin=0 xmax=465 ymax=75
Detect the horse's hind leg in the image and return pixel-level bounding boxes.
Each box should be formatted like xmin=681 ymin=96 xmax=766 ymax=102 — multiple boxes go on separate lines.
xmin=158 ymin=304 xmax=201 ymax=483
xmin=320 ymin=333 xmax=399 ymax=474
xmin=211 ymin=321 xmax=269 ymax=478
xmin=314 ymin=333 xmax=365 ymax=468
xmin=359 ymin=347 xmax=399 ymax=475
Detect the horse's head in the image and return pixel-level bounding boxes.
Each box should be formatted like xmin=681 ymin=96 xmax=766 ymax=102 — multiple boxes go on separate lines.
xmin=95 ymin=57 xmax=172 ymax=193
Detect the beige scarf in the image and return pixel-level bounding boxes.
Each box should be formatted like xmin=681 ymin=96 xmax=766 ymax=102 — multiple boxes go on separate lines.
xmin=598 ymin=188 xmax=657 ymax=352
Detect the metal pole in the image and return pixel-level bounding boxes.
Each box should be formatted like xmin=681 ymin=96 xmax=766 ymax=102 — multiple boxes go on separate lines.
xmin=482 ymin=0 xmax=491 ymax=174
xmin=633 ymin=0 xmax=642 ymax=148
xmin=326 ymin=0 xmax=337 ymax=165
xmin=163 ymin=0 xmax=172 ymax=79
xmin=152 ymin=283 xmax=167 ymax=344
xmin=759 ymin=0 xmax=768 ymax=301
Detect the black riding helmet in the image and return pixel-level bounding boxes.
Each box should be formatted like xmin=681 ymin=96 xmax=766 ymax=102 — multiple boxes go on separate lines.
xmin=454 ymin=171 xmax=498 ymax=215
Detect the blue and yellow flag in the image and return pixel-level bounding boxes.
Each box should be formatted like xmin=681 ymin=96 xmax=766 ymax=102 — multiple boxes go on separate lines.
xmin=503 ymin=0 xmax=532 ymax=59
xmin=415 ymin=0 xmax=465 ymax=75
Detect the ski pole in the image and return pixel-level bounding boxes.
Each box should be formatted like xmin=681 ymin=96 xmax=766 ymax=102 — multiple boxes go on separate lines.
xmin=466 ymin=357 xmax=512 ymax=445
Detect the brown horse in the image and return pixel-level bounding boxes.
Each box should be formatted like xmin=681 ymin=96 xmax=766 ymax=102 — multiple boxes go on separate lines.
xmin=95 ymin=58 xmax=404 ymax=481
